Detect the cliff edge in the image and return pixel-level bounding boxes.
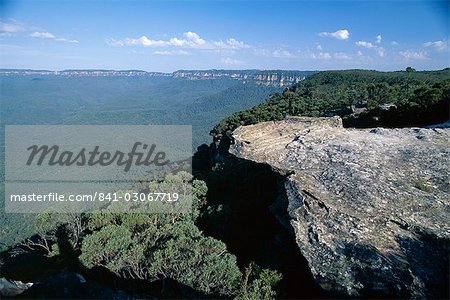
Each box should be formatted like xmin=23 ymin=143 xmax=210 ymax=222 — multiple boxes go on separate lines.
xmin=230 ymin=116 xmax=449 ymax=298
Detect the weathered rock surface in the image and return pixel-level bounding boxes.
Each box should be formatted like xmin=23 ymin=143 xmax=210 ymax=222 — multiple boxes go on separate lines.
xmin=230 ymin=116 xmax=450 ymax=298
xmin=0 ymin=277 xmax=33 ymax=296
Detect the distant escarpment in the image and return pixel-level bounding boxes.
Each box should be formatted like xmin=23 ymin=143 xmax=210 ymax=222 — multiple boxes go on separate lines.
xmin=230 ymin=117 xmax=449 ymax=298
xmin=173 ymin=70 xmax=314 ymax=86
xmin=0 ymin=69 xmax=315 ymax=87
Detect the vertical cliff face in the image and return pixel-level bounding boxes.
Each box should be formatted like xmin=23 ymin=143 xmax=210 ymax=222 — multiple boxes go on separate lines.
xmin=229 ymin=117 xmax=450 ymax=298
xmin=172 ymin=70 xmax=311 ymax=86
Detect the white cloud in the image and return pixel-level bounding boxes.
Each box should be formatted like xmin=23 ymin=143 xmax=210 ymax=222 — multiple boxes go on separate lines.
xmin=107 ymin=36 xmax=165 ymax=47
xmin=316 ymin=44 xmax=322 ymax=50
xmin=309 ymin=51 xmax=352 ymax=60
xmin=253 ymin=48 xmax=297 ymax=58
xmin=400 ymin=50 xmax=428 ymax=60
xmin=30 ymin=31 xmax=78 ymax=43
xmin=319 ymin=29 xmax=350 ymax=40
xmin=168 ymin=31 xmax=206 ymax=47
xmin=223 ymin=57 xmax=243 ymax=65
xmin=0 ymin=21 xmax=24 ymax=33
xmin=154 ymin=50 xmax=189 ymax=56
xmin=136 ymin=36 xmax=165 ymax=46
xmin=214 ymin=38 xmax=249 ymax=49
xmin=355 ymin=41 xmax=374 ymax=48
xmin=167 ymin=37 xmax=184 ymax=46
xmin=55 ymin=38 xmax=79 ymax=43
xmin=376 ymin=35 xmax=382 ymax=44
xmin=272 ymin=49 xmax=295 ymax=58
xmin=30 ymin=31 xmax=55 ymax=39
xmin=107 ymin=32 xmax=248 ymax=51
xmin=423 ymin=40 xmax=448 ymax=52
xmin=0 ymin=20 xmax=78 ymax=43
xmin=182 ymin=31 xmax=206 ymax=46
xmin=106 ymin=38 xmax=123 ymax=46
xmin=311 ymin=52 xmax=332 ymax=60
xmin=356 ymin=41 xmax=385 ymax=57
xmin=391 ymin=41 xmax=399 ymax=46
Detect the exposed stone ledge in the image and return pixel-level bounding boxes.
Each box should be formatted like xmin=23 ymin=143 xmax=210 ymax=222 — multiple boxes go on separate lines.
xmin=230 ymin=116 xmax=450 ymax=298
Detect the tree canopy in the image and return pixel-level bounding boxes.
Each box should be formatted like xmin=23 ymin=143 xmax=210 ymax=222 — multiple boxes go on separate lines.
xmin=213 ymin=68 xmax=450 ymax=136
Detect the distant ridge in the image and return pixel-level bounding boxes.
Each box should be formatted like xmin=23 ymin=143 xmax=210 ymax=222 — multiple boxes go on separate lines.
xmin=0 ymin=69 xmax=317 ymax=87
xmin=172 ymin=69 xmax=316 ymax=86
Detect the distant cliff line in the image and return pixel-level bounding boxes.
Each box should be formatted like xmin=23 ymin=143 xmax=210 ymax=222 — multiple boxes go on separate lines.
xmin=0 ymin=69 xmax=316 ymax=87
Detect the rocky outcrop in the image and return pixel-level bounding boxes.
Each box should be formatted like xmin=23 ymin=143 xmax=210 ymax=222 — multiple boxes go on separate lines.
xmin=0 ymin=278 xmax=33 ymax=296
xmin=230 ymin=116 xmax=450 ymax=298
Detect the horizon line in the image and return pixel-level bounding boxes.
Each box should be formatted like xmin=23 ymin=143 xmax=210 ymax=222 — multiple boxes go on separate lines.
xmin=1 ymin=67 xmax=449 ymax=73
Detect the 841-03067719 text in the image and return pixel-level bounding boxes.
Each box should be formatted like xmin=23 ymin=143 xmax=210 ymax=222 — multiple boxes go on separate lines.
xmin=9 ymin=192 xmax=180 ymax=202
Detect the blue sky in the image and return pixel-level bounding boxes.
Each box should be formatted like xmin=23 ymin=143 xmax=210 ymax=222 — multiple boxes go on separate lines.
xmin=0 ymin=0 xmax=449 ymax=71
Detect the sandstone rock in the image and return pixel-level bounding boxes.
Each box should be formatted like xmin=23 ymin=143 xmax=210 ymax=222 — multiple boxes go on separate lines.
xmin=0 ymin=277 xmax=33 ymax=296
xmin=230 ymin=116 xmax=450 ymax=298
